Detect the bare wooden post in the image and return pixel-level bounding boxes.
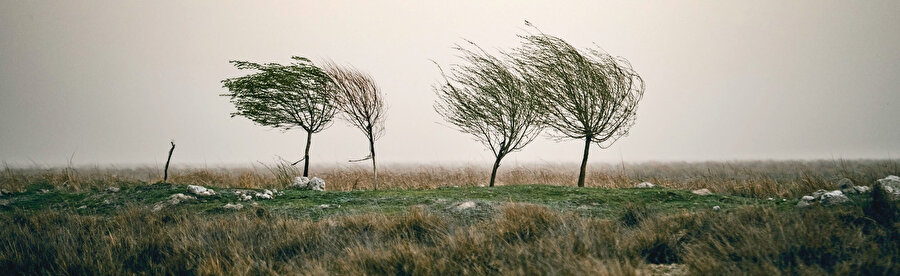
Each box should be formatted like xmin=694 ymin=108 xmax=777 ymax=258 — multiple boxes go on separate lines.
xmin=164 ymin=141 xmax=175 ymax=182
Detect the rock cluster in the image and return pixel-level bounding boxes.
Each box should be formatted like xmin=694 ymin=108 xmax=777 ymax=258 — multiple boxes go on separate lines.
xmin=836 ymin=178 xmax=870 ymax=194
xmin=152 ymin=193 xmax=196 ymax=211
xmin=234 ymin=189 xmax=282 ymax=201
xmin=456 ymin=201 xmax=477 ymax=210
xmin=797 ymin=189 xmax=851 ymax=207
xmin=691 ymin=188 xmax=712 ymax=195
xmin=290 ymin=176 xmax=326 ymax=191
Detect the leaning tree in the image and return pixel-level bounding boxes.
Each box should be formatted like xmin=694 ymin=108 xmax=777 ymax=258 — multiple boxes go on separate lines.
xmin=322 ymin=62 xmax=386 ymax=190
xmin=221 ymin=56 xmax=338 ymax=177
xmin=515 ymin=30 xmax=645 ymax=187
xmin=435 ymin=42 xmax=544 ymax=187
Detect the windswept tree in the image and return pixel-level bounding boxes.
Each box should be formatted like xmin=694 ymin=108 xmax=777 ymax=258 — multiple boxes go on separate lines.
xmin=322 ymin=62 xmax=386 ymax=190
xmin=221 ymin=56 xmax=338 ymax=177
xmin=435 ymin=43 xmax=544 ymax=187
xmin=515 ymin=30 xmax=645 ymax=187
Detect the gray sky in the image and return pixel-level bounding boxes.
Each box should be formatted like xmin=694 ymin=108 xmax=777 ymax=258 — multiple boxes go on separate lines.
xmin=1 ymin=1 xmax=899 ymax=167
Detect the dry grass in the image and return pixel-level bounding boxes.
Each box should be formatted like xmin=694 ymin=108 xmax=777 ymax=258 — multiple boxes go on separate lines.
xmin=4 ymin=159 xmax=897 ymax=198
xmin=2 ymin=198 xmax=898 ymax=275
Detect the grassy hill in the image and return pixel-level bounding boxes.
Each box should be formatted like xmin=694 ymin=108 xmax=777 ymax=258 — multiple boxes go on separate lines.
xmin=1 ymin=179 xmax=897 ymax=275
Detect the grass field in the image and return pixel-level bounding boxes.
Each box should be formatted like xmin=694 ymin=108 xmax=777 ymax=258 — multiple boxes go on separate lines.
xmin=1 ymin=160 xmax=899 ymax=275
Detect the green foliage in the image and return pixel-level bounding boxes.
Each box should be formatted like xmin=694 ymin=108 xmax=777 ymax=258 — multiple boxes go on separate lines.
xmin=221 ymin=56 xmax=337 ymax=133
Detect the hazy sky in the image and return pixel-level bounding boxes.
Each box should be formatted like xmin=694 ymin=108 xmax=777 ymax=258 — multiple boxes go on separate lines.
xmin=1 ymin=1 xmax=899 ymax=167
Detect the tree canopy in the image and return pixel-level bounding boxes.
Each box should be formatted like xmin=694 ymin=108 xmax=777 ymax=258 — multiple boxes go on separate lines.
xmin=514 ymin=30 xmax=645 ymax=187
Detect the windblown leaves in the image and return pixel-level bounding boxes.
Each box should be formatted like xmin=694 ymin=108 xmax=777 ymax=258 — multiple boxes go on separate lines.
xmin=221 ymin=56 xmax=338 ymax=133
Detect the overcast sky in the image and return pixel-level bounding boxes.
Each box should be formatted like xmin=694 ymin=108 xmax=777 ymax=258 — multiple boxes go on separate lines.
xmin=1 ymin=1 xmax=898 ymax=167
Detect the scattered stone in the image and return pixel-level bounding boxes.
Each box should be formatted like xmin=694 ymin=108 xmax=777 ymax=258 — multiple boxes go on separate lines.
xmin=318 ymin=204 xmax=332 ymax=209
xmin=223 ymin=203 xmax=243 ymax=210
xmin=153 ymin=193 xmax=196 ymax=212
xmin=39 ymin=189 xmax=49 ymax=194
xmin=798 ymin=189 xmax=852 ymax=207
xmin=102 ymin=199 xmax=112 ymax=204
xmin=106 ymin=187 xmax=120 ymax=193
xmin=691 ymin=188 xmax=712 ymax=195
xmin=168 ymin=193 xmax=195 ymax=205
xmin=634 ymin=182 xmax=655 ymax=188
xmin=712 ymin=205 xmax=721 ymax=211
xmin=234 ymin=190 xmax=253 ymax=201
xmin=254 ymin=189 xmax=274 ymax=200
xmin=456 ymin=201 xmax=477 ymax=210
xmin=478 ymin=184 xmax=486 ymax=188
xmin=837 ymin=178 xmax=872 ymax=194
xmin=78 ymin=205 xmax=87 ymax=209
xmin=767 ymin=197 xmax=774 ymax=201
xmin=187 ymin=185 xmax=215 ymax=196
xmin=308 ymin=177 xmax=326 ymax=191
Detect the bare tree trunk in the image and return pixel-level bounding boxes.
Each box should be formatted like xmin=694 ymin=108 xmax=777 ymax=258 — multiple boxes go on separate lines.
xmin=489 ymin=156 xmax=502 ymax=187
xmin=369 ymin=135 xmax=377 ymax=190
xmin=164 ymin=141 xmax=175 ymax=182
xmin=577 ymin=137 xmax=591 ymax=187
xmin=303 ymin=131 xmax=312 ymax=177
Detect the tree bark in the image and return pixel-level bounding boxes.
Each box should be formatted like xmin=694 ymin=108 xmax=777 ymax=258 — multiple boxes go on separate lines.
xmin=489 ymin=156 xmax=502 ymax=187
xmin=369 ymin=135 xmax=377 ymax=190
xmin=303 ymin=131 xmax=312 ymax=177
xmin=577 ymin=137 xmax=591 ymax=187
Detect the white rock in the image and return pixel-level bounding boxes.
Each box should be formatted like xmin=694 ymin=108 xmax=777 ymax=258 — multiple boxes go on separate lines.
xmin=712 ymin=206 xmax=721 ymax=211
xmin=223 ymin=203 xmax=243 ymax=210
xmin=187 ymin=185 xmax=215 ymax=196
xmin=106 ymin=187 xmax=120 ymax=193
xmin=168 ymin=193 xmax=195 ymax=205
xmin=308 ymin=177 xmax=326 ymax=191
xmin=801 ymin=196 xmax=815 ymax=201
xmin=318 ymin=204 xmax=332 ymax=209
xmin=634 ymin=182 xmax=655 ymax=188
xmin=290 ymin=177 xmax=310 ymax=189
xmin=767 ymin=197 xmax=775 ymax=201
xmin=691 ymin=188 xmax=712 ymax=195
xmin=796 ymin=200 xmax=811 ymax=208
xmin=456 ymin=201 xmax=477 ymax=210
xmin=819 ymin=190 xmax=851 ymax=205
xmin=853 ymin=186 xmax=870 ymax=193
